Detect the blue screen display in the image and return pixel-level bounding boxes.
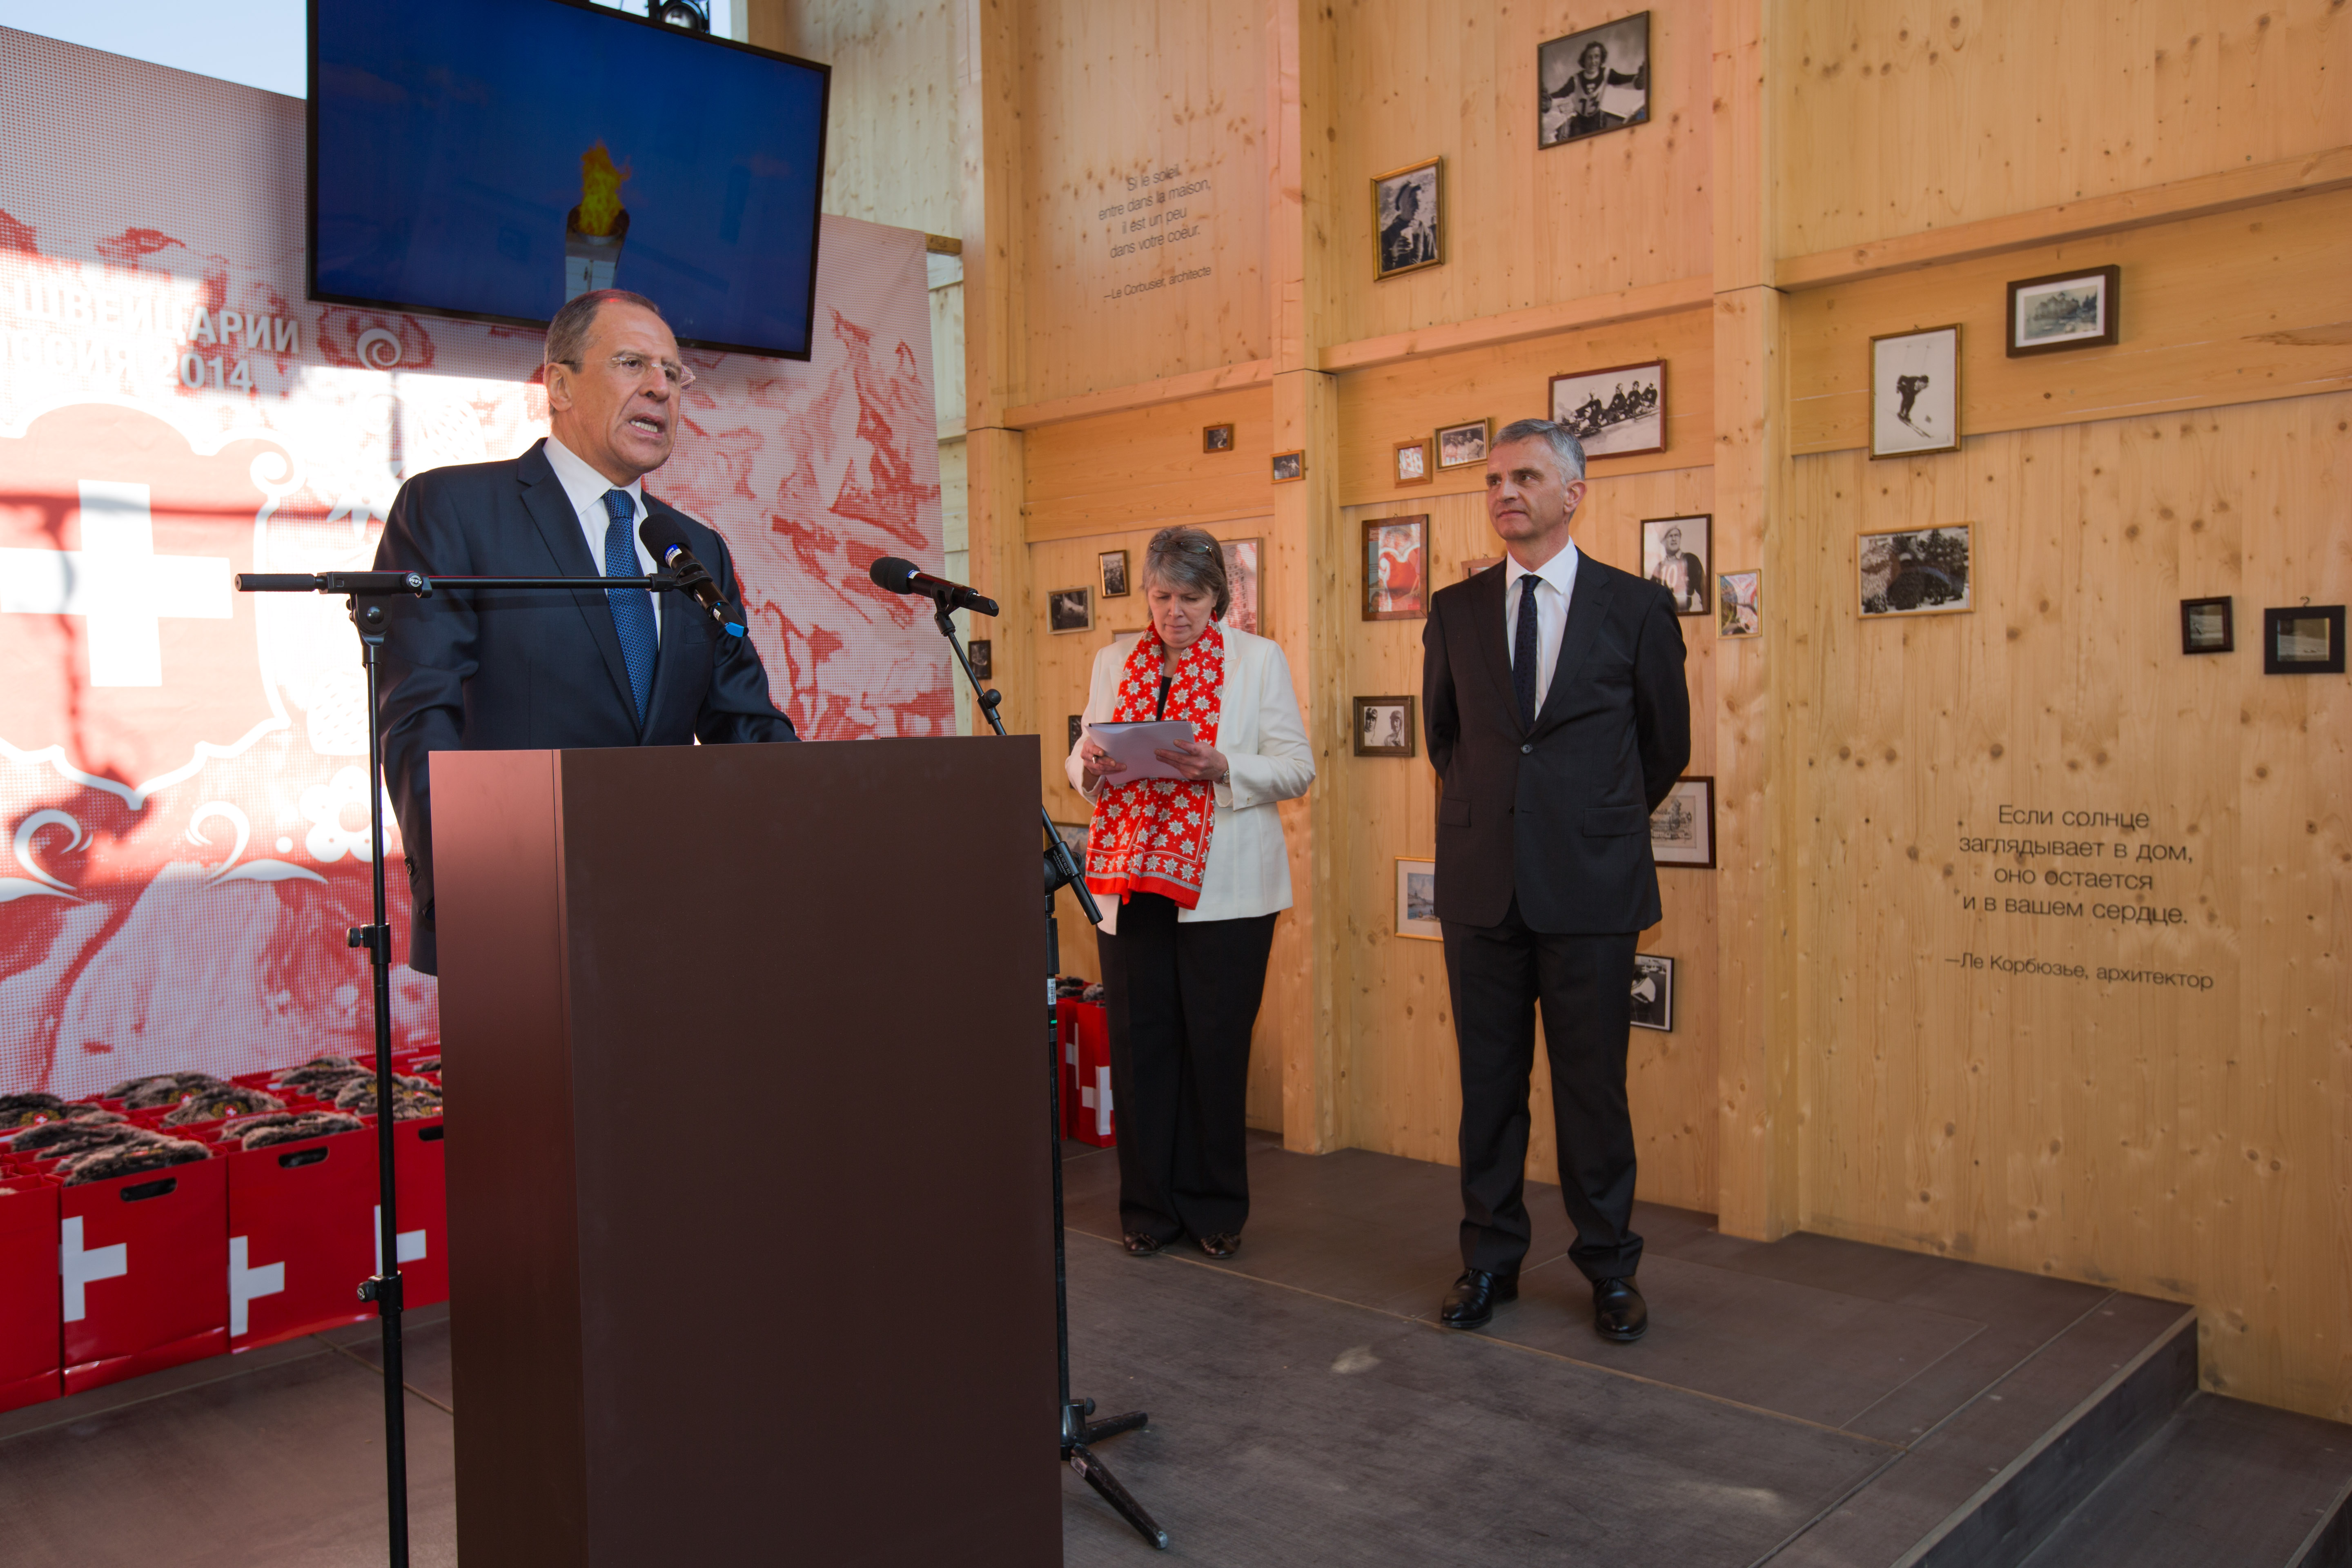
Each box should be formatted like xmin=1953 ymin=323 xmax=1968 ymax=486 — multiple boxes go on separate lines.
xmin=310 ymin=0 xmax=828 ymax=357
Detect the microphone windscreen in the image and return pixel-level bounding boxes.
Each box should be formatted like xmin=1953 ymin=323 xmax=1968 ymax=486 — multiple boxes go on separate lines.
xmin=869 ymin=556 xmax=918 ymax=593
xmin=639 ymin=514 xmax=693 ymax=563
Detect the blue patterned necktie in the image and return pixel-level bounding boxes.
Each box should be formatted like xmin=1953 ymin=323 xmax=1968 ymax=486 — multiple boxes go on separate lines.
xmin=1513 ymin=574 xmax=1541 ymax=729
xmin=601 ymin=488 xmax=656 ymax=725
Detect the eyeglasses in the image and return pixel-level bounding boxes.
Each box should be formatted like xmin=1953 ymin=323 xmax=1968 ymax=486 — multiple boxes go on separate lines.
xmin=559 ymin=350 xmax=696 ymax=390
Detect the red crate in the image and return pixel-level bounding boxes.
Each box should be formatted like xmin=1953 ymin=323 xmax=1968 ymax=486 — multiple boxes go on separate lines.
xmin=59 ymin=1155 xmax=227 ymax=1395
xmin=385 ymin=1116 xmax=447 ymax=1309
xmin=0 ymin=1177 xmax=60 ymax=1414
xmin=1065 ymin=1001 xmax=1116 ymax=1148
xmin=225 ymin=1130 xmax=375 ymax=1351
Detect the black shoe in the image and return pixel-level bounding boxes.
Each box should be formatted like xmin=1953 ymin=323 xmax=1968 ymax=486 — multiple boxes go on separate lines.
xmin=1439 ymin=1269 xmax=1518 ymax=1330
xmin=1196 ymin=1232 xmax=1241 ymax=1259
xmin=1123 ymin=1232 xmax=1167 ymax=1256
xmin=1593 ymin=1276 xmax=1648 ymax=1342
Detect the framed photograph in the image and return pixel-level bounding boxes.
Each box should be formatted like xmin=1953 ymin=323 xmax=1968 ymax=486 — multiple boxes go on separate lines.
xmin=2263 ymin=605 xmax=2345 ymax=675
xmin=1067 ymin=715 xmax=1084 ymax=751
xmin=1435 ymin=417 xmax=1490 ymax=471
xmin=1871 ymin=325 xmax=1961 ymax=459
xmin=2007 ymin=265 xmax=2120 ymax=356
xmin=1048 ymin=585 xmax=1093 ymax=633
xmin=1353 ymin=696 xmax=1417 ymax=758
xmin=1538 ymin=12 xmax=1650 ymax=149
xmin=1393 ymin=437 xmax=1432 ymax=486
xmin=1718 ymin=571 xmax=1760 ymax=637
xmin=1641 ymin=514 xmax=1711 ymax=616
xmin=1395 ymin=858 xmax=1441 ymax=941
xmin=1098 ymin=549 xmax=1131 ymax=598
xmin=967 ymin=638 xmax=993 ymax=679
xmin=1203 ymin=422 xmax=1235 ymax=452
xmin=1461 ymin=555 xmax=1503 ymax=581
xmin=1051 ymin=821 xmax=1089 ymax=862
xmin=1372 ymin=156 xmax=1442 ymax=281
xmin=1363 ymin=515 xmax=1429 ymax=621
xmin=1220 ymin=537 xmax=1263 ymax=635
xmin=1629 ymin=953 xmax=1674 ymax=1032
xmin=1271 ymin=450 xmax=1305 ymax=483
xmin=1859 ymin=525 xmax=1972 ymax=618
xmin=2180 ymin=596 xmax=2232 ymax=655
xmin=1549 ymin=360 xmax=1665 ymax=458
xmin=1650 ymin=776 xmax=1715 ymax=869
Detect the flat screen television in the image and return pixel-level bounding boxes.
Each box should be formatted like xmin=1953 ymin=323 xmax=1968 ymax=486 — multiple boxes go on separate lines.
xmin=308 ymin=0 xmax=829 ymax=359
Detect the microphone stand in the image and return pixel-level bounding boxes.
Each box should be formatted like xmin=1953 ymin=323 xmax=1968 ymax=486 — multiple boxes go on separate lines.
xmin=236 ymin=567 xmax=693 ymax=1568
xmin=926 ymin=598 xmax=1169 ymax=1551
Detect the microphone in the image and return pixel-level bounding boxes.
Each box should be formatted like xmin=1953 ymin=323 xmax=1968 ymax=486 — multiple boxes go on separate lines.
xmin=639 ymin=516 xmax=746 ymax=639
xmin=869 ymin=556 xmax=999 ymax=617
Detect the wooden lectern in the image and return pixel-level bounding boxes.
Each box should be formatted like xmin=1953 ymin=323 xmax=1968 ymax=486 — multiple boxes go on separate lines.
xmin=431 ymin=738 xmax=1059 ymax=1566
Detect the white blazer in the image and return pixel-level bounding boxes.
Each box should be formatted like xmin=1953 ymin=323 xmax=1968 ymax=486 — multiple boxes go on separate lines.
xmin=1064 ymin=623 xmax=1316 ymax=935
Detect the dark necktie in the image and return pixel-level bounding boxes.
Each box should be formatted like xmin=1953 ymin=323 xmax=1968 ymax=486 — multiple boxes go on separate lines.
xmin=1513 ymin=574 xmax=1540 ymax=729
xmin=601 ymin=488 xmax=657 ymax=724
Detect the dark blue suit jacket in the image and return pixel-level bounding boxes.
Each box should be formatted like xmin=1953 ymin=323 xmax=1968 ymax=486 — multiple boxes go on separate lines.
xmin=1422 ymin=552 xmax=1689 ymax=933
xmin=373 ymin=439 xmax=797 ymax=972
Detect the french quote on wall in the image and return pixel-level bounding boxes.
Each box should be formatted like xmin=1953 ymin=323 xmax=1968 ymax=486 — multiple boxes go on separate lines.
xmin=1094 ymin=164 xmax=1214 ymax=303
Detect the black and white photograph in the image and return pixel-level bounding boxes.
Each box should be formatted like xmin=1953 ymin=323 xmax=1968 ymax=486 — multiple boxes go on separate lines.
xmin=1222 ymin=537 xmax=1263 ymax=635
xmin=1650 ymin=776 xmax=1715 ymax=869
xmin=1067 ymin=715 xmax=1084 ymax=751
xmin=1203 ymin=422 xmax=1235 ymax=452
xmin=1436 ymin=417 xmax=1489 ymax=470
xmin=1394 ymin=437 xmax=1431 ymax=486
xmin=1642 ymin=514 xmax=1711 ymax=616
xmin=1859 ymin=525 xmax=1972 ymax=618
xmin=1871 ymin=325 xmax=1961 ymax=458
xmin=1048 ymin=584 xmax=1093 ymax=633
xmin=967 ymin=638 xmax=993 ymax=679
xmin=1629 ymin=953 xmax=1675 ymax=1032
xmin=1099 ymin=549 xmax=1130 ymax=598
xmin=2008 ymin=265 xmax=2120 ymax=356
xmin=2180 ymin=596 xmax=2233 ymax=655
xmin=1271 ymin=449 xmax=1305 ymax=483
xmin=1538 ymin=12 xmax=1650 ymax=149
xmin=1396 ymin=857 xmax=1441 ymax=940
xmin=1549 ymin=360 xmax=1666 ymax=458
xmin=1372 ymin=157 xmax=1443 ymax=280
xmin=1353 ymin=695 xmax=1417 ymax=758
xmin=2263 ymin=604 xmax=2345 ymax=675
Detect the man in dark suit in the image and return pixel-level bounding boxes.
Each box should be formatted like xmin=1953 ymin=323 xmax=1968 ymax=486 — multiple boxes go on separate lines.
xmin=1421 ymin=417 xmax=1689 ymax=1341
xmin=374 ymin=289 xmax=797 ymax=975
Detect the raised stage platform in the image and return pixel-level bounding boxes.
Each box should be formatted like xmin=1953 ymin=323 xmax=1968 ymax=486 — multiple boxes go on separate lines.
xmin=0 ymin=1134 xmax=2343 ymax=1566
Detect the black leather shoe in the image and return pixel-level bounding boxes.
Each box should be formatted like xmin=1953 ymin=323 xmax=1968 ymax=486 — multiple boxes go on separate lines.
xmin=1593 ymin=1276 xmax=1648 ymax=1342
xmin=1439 ymin=1269 xmax=1518 ymax=1330
xmin=1196 ymin=1232 xmax=1241 ymax=1259
xmin=1122 ymin=1232 xmax=1166 ymax=1256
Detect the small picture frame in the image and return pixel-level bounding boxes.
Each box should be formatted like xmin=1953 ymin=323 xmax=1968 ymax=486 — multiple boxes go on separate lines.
xmin=2179 ymin=597 xmax=2232 ymax=655
xmin=1461 ymin=555 xmax=1503 ymax=581
xmin=1860 ymin=525 xmax=1971 ymax=618
xmin=1353 ymin=696 xmax=1417 ymax=758
xmin=1718 ymin=571 xmax=1760 ymax=637
xmin=1641 ymin=514 xmax=1711 ymax=616
xmin=1372 ymin=156 xmax=1443 ymax=281
xmin=1220 ymin=537 xmax=1263 ymax=636
xmin=1395 ymin=857 xmax=1441 ymax=940
xmin=1203 ymin=422 xmax=1236 ymax=452
xmin=1650 ymin=776 xmax=1715 ymax=869
xmin=967 ymin=638 xmax=993 ymax=679
xmin=1871 ymin=325 xmax=1962 ymax=459
xmin=1363 ymin=514 xmax=1429 ymax=621
xmin=1629 ymin=953 xmax=1674 ymax=1032
xmin=1393 ymin=437 xmax=1432 ymax=486
xmin=1067 ymin=715 xmax=1084 ymax=751
xmin=1271 ymin=450 xmax=1305 ymax=483
xmin=1051 ymin=821 xmax=1089 ymax=862
xmin=1099 ymin=549 xmax=1131 ymax=598
xmin=1435 ymin=417 xmax=1490 ymax=471
xmin=2263 ymin=605 xmax=2345 ymax=675
xmin=2007 ymin=265 xmax=2120 ymax=356
xmin=1549 ymin=360 xmax=1665 ymax=458
xmin=1538 ymin=13 xmax=1651 ymax=150
xmin=1048 ymin=585 xmax=1093 ymax=633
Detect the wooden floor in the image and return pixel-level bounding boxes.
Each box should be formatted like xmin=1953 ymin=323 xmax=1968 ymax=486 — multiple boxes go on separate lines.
xmin=0 ymin=1133 xmax=2343 ymax=1566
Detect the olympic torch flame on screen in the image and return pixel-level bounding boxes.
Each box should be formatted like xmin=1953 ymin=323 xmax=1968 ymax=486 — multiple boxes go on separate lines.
xmin=564 ymin=140 xmax=633 ymax=300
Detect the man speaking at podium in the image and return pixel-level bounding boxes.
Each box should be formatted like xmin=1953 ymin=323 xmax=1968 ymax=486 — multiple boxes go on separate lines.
xmin=373 ymin=288 xmax=798 ymax=975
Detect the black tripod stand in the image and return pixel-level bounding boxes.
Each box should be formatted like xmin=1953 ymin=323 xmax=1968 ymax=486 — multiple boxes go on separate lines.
xmin=924 ymin=599 xmax=1169 ymax=1551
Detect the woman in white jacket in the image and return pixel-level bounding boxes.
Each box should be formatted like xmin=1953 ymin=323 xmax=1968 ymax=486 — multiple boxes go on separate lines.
xmin=1067 ymin=526 xmax=1315 ymax=1259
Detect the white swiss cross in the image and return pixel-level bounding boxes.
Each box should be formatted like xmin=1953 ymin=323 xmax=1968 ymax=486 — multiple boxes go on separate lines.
xmin=228 ymin=1236 xmax=285 ymax=1337
xmin=0 ymin=481 xmax=232 ymax=686
xmin=373 ymin=1206 xmax=427 ymax=1274
xmin=1078 ymin=1065 xmax=1114 ymax=1137
xmin=60 ymin=1215 xmax=127 ymax=1323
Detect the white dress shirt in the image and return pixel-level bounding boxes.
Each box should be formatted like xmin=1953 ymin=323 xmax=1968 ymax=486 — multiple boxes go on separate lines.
xmin=1502 ymin=537 xmax=1581 ymax=712
xmin=543 ymin=435 xmax=659 ymax=633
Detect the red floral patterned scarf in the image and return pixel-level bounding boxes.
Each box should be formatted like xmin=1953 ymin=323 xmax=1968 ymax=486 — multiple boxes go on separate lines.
xmin=1085 ymin=621 xmax=1224 ymax=909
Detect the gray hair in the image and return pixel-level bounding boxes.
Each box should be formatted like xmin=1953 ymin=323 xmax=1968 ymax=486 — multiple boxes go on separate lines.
xmin=1493 ymin=418 xmax=1588 ymax=482
xmin=1141 ymin=525 xmax=1231 ymax=620
xmin=546 ymin=289 xmax=664 ymax=370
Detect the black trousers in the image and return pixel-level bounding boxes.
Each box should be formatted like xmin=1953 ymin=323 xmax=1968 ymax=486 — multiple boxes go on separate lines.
xmin=1096 ymin=893 xmax=1278 ymax=1242
xmin=1441 ymin=898 xmax=1643 ymax=1282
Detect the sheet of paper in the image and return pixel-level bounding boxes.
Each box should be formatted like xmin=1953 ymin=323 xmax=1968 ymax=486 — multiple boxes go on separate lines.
xmin=1086 ymin=720 xmax=1197 ymax=782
